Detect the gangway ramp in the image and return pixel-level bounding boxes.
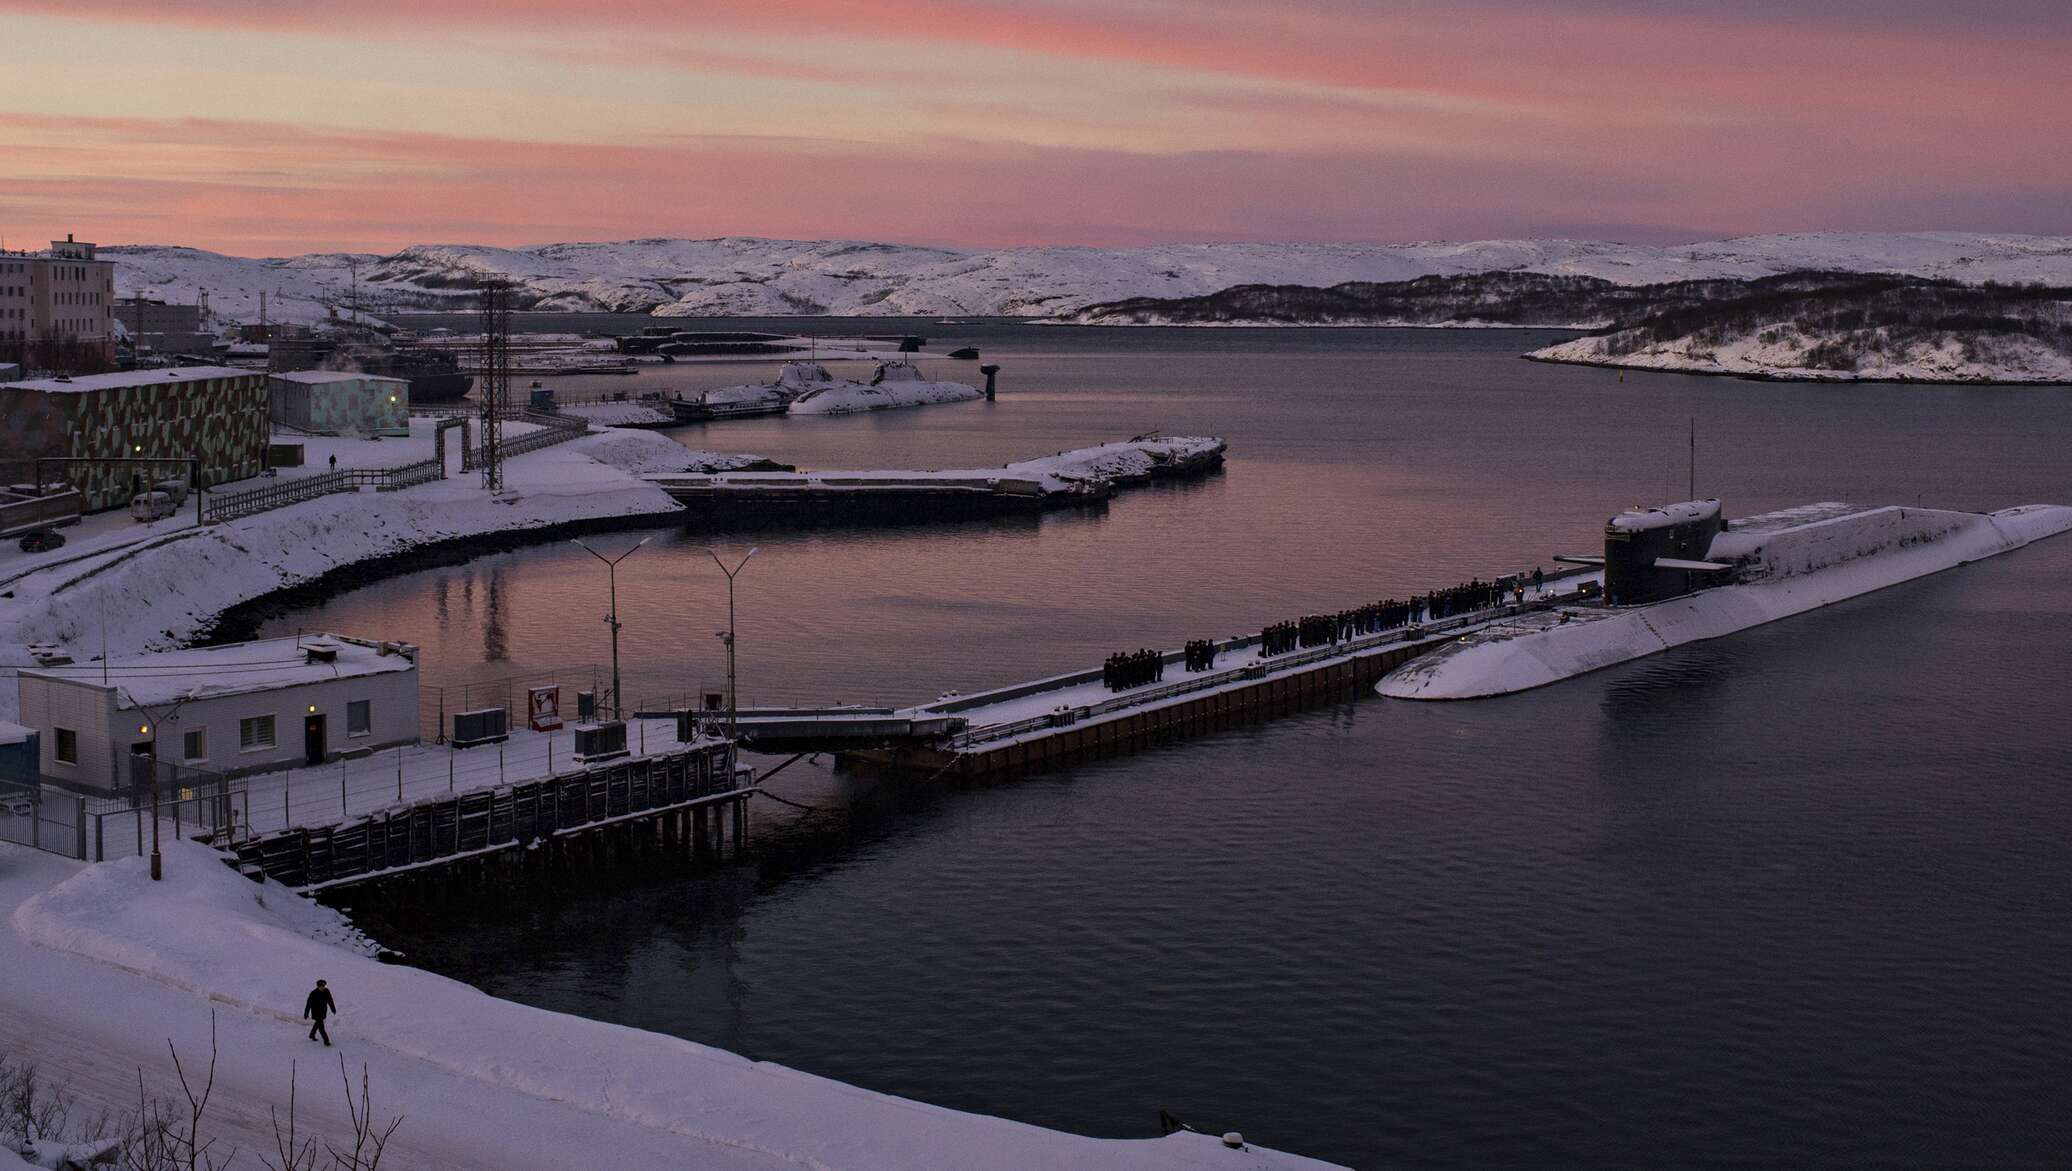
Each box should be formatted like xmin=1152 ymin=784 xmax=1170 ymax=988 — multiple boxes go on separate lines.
xmin=720 ymin=707 xmax=967 ymax=752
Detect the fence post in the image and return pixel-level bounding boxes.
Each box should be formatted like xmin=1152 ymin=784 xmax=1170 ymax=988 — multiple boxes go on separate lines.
xmin=341 ymin=758 xmax=349 ymax=818
xmin=75 ymin=796 xmax=86 ymax=860
xmin=397 ymin=747 xmax=404 ymax=802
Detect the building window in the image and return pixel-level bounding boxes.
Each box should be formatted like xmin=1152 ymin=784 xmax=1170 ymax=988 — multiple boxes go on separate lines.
xmin=239 ymin=715 xmax=276 ymax=751
xmin=183 ymin=728 xmax=208 ymax=762
xmin=54 ymin=727 xmax=78 ymax=765
xmin=347 ymin=700 xmax=371 ymax=737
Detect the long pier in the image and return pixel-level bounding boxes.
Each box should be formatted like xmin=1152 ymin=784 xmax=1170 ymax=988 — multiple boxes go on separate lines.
xmin=736 ymin=570 xmax=1602 ymax=779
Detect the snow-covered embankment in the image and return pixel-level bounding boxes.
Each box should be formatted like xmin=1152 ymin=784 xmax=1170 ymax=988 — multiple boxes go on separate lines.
xmin=0 ymin=428 xmax=701 ymax=722
xmin=4 ymin=841 xmax=1337 ymax=1169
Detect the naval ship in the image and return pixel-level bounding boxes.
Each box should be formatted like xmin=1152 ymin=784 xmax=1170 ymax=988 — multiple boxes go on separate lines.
xmin=1378 ymin=497 xmax=2072 ymax=700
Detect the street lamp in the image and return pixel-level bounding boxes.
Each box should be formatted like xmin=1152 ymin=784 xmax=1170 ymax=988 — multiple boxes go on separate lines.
xmin=696 ymin=546 xmax=758 ymax=737
xmin=570 ymin=536 xmax=652 ymax=721
xmin=126 ymin=693 xmax=190 ymax=882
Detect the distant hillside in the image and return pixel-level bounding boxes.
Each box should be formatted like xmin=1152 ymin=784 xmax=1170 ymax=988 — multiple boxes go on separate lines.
xmin=1528 ymin=276 xmax=2072 ymax=383
xmin=104 ymin=232 xmax=2072 ymax=327
xmin=1068 ymin=272 xmax=1754 ymax=327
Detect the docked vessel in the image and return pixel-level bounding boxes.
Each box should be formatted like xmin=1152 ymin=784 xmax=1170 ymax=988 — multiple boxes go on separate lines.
xmin=674 ymin=360 xmax=982 ymax=421
xmin=786 ymin=359 xmax=982 ymax=415
xmin=1378 ymin=498 xmax=2072 ymax=700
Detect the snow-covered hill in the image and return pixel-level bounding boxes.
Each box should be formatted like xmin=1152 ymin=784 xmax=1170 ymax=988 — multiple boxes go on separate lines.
xmin=106 ymin=232 xmax=2072 ymax=326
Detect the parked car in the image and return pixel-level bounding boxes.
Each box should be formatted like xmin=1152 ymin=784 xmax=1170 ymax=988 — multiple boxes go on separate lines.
xmin=16 ymin=528 xmax=66 ymax=553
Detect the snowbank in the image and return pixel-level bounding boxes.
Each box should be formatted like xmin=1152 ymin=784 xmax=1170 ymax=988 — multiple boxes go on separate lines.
xmin=9 ymin=841 xmax=1336 ymax=1170
xmin=0 ymin=429 xmax=691 ymax=722
xmin=1378 ymin=505 xmax=2072 ymax=699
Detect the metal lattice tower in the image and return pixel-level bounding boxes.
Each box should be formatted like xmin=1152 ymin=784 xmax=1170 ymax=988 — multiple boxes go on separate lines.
xmin=477 ymin=277 xmax=512 ymax=491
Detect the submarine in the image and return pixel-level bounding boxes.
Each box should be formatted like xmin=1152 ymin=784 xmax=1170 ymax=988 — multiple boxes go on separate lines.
xmin=1377 ymin=497 xmax=2072 ymax=700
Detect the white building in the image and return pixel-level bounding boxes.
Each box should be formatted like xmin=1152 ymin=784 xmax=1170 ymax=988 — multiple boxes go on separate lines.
xmin=15 ymin=634 xmax=419 ymax=789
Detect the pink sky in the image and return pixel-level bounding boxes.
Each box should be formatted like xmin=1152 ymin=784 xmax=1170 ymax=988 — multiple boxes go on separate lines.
xmin=2 ymin=0 xmax=2067 ymax=255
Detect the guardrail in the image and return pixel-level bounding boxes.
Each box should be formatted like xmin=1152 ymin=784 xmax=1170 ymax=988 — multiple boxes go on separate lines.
xmin=201 ymin=457 xmax=446 ymax=523
xmin=464 ymin=410 xmax=590 ymax=469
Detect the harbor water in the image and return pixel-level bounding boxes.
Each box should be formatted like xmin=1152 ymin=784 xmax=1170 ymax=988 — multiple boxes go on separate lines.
xmin=268 ymin=321 xmax=2072 ymax=1168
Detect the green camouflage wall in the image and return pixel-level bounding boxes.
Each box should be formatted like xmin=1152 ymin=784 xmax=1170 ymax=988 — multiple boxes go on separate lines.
xmin=0 ymin=374 xmax=267 ymax=511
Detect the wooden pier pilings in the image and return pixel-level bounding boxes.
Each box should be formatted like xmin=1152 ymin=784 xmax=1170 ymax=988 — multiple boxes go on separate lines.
xmin=228 ymin=741 xmax=751 ymax=896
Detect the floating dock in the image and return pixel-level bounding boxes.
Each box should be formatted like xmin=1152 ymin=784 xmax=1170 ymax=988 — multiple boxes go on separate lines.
xmin=646 ymin=436 xmax=1226 ymax=524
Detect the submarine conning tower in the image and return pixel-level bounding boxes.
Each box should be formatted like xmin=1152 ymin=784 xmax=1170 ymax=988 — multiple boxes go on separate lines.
xmin=1603 ymin=498 xmax=1730 ymax=606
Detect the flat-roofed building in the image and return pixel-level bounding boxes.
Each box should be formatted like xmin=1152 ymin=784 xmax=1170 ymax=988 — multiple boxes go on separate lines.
xmin=114 ymin=298 xmax=212 ymax=356
xmin=0 ymin=235 xmax=117 ymax=368
xmin=0 ymin=365 xmax=268 ymax=510
xmin=270 ymin=370 xmax=411 ymax=437
xmin=15 ymin=635 xmax=420 ymax=788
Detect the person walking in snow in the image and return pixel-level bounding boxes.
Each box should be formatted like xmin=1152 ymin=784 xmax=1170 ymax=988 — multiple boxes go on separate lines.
xmin=304 ymin=979 xmax=337 ymax=1046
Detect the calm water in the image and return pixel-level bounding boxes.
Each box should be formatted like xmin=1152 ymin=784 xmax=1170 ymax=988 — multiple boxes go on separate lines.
xmin=278 ymin=322 xmax=2072 ymax=1167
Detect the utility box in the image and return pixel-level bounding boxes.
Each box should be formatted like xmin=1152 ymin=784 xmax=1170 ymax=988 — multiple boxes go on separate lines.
xmin=675 ymin=710 xmax=700 ymax=742
xmin=452 ymin=706 xmax=509 ymax=748
xmin=576 ymin=690 xmax=597 ymax=721
xmin=572 ymin=720 xmax=628 ymax=764
xmin=703 ymin=692 xmax=725 ymax=712
xmin=268 ymin=443 xmax=306 ymax=468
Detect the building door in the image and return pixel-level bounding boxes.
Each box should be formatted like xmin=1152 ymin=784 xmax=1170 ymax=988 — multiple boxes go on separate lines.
xmin=304 ymin=714 xmax=326 ymax=766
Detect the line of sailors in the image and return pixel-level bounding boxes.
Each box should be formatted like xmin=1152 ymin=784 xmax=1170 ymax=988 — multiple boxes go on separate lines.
xmin=1258 ymin=575 xmax=1536 ymax=658
xmin=1183 ymin=639 xmax=1218 ymax=672
xmin=1103 ymin=648 xmax=1166 ymax=692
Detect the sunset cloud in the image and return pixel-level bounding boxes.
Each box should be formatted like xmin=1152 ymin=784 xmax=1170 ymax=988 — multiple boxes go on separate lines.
xmin=2 ymin=0 xmax=2065 ymax=252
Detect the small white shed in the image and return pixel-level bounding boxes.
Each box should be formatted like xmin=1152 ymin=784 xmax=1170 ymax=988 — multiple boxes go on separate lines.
xmin=14 ymin=634 xmax=419 ymax=788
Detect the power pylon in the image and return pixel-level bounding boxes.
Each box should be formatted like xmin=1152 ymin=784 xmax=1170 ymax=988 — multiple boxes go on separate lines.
xmin=477 ymin=277 xmax=513 ymax=491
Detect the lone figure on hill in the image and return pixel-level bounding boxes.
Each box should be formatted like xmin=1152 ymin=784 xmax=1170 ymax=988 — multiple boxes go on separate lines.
xmin=304 ymin=979 xmax=337 ymax=1046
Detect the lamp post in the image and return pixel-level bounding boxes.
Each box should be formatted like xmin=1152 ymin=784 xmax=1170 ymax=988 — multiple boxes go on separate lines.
xmin=126 ymin=694 xmax=188 ymax=882
xmin=571 ymin=536 xmax=652 ymax=721
xmin=697 ymin=547 xmax=758 ymax=737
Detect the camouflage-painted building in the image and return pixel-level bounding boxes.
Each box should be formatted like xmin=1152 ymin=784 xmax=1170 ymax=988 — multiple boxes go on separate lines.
xmin=269 ymin=370 xmax=410 ymax=437
xmin=0 ymin=365 xmax=268 ymax=511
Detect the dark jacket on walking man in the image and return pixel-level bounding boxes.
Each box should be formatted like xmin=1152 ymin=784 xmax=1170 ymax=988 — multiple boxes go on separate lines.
xmin=304 ymin=979 xmax=337 ymax=1046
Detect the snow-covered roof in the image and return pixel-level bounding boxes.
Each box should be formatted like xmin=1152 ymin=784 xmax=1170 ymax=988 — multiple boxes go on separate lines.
xmin=1 ymin=366 xmax=262 ymax=394
xmin=1607 ymin=499 xmax=1721 ymax=532
xmin=19 ymin=634 xmax=416 ymax=709
xmin=269 ymin=370 xmax=410 ymax=386
xmin=0 ymin=719 xmax=32 ymax=746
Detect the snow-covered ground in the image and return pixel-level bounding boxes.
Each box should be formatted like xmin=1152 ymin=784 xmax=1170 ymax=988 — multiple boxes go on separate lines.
xmin=106 ymin=232 xmax=2072 ymax=325
xmin=1378 ymin=504 xmax=2072 ymax=700
xmin=0 ymin=427 xmax=697 ymax=724
xmin=0 ymin=842 xmax=1336 ymax=1169
xmin=1530 ymin=327 xmax=2072 ymax=383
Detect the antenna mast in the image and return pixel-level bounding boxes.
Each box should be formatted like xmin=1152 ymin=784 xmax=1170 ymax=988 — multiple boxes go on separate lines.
xmin=1689 ymin=416 xmax=1696 ymax=500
